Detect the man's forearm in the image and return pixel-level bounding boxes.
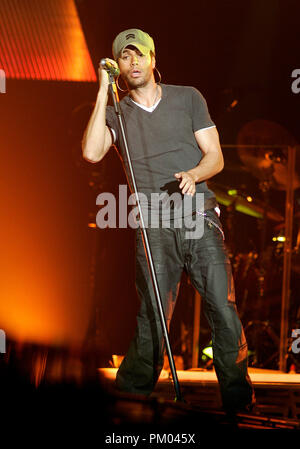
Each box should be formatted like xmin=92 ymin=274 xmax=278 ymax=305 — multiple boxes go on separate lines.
xmin=82 ymin=89 xmax=109 ymax=162
xmin=175 ymin=127 xmax=224 ymax=196
xmin=187 ymin=150 xmax=224 ymax=183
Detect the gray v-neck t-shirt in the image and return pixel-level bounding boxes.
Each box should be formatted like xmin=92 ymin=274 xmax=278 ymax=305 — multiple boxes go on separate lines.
xmin=106 ymin=83 xmax=217 ymax=213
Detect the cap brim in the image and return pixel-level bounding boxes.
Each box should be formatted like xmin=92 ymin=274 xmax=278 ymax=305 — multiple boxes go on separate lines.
xmin=118 ymin=42 xmax=151 ymax=58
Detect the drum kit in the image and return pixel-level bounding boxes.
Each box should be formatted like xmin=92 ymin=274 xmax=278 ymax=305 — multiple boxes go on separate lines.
xmin=207 ymin=120 xmax=300 ymax=369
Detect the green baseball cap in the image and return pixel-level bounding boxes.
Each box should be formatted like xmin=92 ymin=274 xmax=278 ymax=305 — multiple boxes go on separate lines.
xmin=112 ymin=28 xmax=155 ymax=60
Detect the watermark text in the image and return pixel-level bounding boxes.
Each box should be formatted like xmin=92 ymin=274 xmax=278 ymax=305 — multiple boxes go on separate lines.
xmin=0 ymin=69 xmax=6 ymax=93
xmin=291 ymin=329 xmax=300 ymax=354
xmin=95 ymin=185 xmax=205 ymax=239
xmin=0 ymin=330 xmax=6 ymax=353
xmin=291 ymin=69 xmax=300 ymax=94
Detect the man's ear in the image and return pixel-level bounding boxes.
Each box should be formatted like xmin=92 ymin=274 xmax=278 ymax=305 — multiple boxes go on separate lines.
xmin=151 ymin=55 xmax=156 ymax=69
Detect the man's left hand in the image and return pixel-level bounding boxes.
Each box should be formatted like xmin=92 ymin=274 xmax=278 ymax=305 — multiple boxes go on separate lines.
xmin=174 ymin=171 xmax=196 ymax=196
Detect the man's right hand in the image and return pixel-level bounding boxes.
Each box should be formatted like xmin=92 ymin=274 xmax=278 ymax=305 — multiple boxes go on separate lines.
xmin=98 ymin=58 xmax=118 ymax=92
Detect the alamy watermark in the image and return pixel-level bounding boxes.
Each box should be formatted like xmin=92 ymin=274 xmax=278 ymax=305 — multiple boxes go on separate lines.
xmin=0 ymin=69 xmax=6 ymax=93
xmin=291 ymin=69 xmax=300 ymax=94
xmin=95 ymin=185 xmax=205 ymax=239
xmin=291 ymin=329 xmax=300 ymax=354
xmin=0 ymin=330 xmax=6 ymax=353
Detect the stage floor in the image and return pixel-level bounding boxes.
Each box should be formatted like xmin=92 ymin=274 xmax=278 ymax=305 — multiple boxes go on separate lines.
xmin=99 ymin=366 xmax=300 ymax=386
xmin=99 ymin=366 xmax=300 ymax=423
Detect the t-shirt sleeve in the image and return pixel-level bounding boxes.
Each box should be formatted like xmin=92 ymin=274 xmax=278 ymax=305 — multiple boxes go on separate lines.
xmin=190 ymin=87 xmax=215 ymax=132
xmin=106 ymin=105 xmax=118 ymax=144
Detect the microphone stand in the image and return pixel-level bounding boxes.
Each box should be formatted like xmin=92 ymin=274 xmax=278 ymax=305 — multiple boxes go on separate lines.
xmin=107 ymin=72 xmax=183 ymax=402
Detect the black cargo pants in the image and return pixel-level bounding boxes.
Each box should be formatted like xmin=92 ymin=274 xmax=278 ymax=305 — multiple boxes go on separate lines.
xmin=115 ymin=209 xmax=255 ymax=411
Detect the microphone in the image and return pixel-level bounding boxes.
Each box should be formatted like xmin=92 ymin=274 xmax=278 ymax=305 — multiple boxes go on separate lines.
xmin=100 ymin=58 xmax=120 ymax=76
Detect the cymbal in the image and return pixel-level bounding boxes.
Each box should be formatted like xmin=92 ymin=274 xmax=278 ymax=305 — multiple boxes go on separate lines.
xmin=208 ymin=182 xmax=284 ymax=221
xmin=236 ymin=119 xmax=300 ymax=190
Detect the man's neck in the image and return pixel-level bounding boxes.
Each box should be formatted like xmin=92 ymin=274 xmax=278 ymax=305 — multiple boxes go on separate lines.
xmin=129 ymin=81 xmax=161 ymax=108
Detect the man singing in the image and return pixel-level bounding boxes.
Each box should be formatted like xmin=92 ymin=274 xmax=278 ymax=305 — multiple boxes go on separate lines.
xmin=82 ymin=28 xmax=255 ymax=415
